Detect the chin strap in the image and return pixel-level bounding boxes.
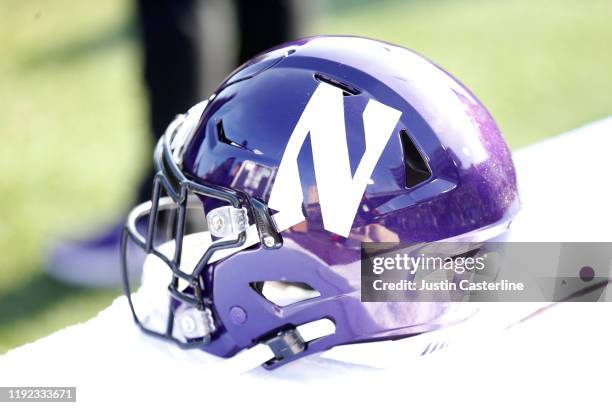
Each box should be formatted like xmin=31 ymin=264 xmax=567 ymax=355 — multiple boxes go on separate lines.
xmin=264 ymin=329 xmax=306 ymax=365
xmin=216 ymin=318 xmax=336 ymax=373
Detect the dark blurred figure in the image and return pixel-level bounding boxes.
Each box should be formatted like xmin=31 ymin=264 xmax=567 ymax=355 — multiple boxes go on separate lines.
xmin=137 ymin=0 xmax=297 ymax=202
xmin=47 ymin=0 xmax=299 ymax=286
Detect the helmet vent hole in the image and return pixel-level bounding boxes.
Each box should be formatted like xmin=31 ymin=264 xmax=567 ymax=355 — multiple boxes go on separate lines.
xmin=314 ymin=73 xmax=361 ymax=96
xmin=399 ymin=129 xmax=432 ymax=188
xmin=216 ymin=120 xmax=246 ymax=149
xmin=251 ymin=281 xmax=320 ymax=307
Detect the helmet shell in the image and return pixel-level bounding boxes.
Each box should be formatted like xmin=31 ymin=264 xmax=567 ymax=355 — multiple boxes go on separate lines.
xmin=180 ymin=36 xmax=519 ymax=360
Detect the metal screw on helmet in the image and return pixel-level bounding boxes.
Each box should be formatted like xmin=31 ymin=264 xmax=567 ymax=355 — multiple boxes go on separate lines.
xmin=210 ymin=214 xmax=225 ymax=234
xmin=179 ymin=314 xmax=196 ymax=335
xmin=263 ymin=234 xmax=276 ymax=248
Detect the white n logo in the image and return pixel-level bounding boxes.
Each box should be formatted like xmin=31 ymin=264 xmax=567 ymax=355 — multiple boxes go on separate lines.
xmin=268 ymin=82 xmax=401 ymax=237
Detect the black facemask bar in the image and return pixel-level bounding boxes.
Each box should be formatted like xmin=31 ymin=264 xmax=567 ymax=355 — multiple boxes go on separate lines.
xmin=121 ymin=113 xmax=282 ymax=349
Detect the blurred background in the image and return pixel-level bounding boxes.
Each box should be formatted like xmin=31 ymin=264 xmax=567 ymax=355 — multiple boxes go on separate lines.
xmin=1 ymin=0 xmax=611 ymax=353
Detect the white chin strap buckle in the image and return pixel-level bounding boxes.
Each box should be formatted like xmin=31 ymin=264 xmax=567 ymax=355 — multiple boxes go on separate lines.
xmin=175 ymin=306 xmax=216 ymax=340
xmin=206 ymin=206 xmax=248 ymax=238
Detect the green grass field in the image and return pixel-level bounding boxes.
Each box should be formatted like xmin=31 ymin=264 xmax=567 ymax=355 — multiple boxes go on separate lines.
xmin=1 ymin=0 xmax=611 ymax=352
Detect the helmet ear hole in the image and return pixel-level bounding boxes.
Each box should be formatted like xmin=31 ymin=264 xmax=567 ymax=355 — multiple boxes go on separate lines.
xmin=250 ymin=281 xmax=321 ymax=307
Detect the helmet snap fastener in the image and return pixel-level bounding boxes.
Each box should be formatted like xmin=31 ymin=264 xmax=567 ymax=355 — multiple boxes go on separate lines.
xmin=179 ymin=314 xmax=197 ymax=334
xmin=229 ymin=306 xmax=248 ymax=325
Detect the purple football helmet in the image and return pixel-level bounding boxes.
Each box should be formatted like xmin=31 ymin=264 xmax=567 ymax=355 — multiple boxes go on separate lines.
xmin=121 ymin=36 xmax=519 ymax=369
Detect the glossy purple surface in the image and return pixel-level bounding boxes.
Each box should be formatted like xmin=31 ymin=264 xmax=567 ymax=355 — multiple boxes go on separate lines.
xmin=180 ymin=36 xmax=519 ymax=364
